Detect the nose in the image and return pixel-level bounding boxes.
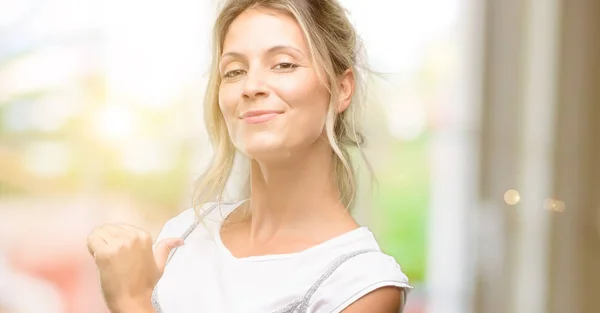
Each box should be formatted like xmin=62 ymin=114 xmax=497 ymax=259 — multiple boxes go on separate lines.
xmin=241 ymin=71 xmax=269 ymax=100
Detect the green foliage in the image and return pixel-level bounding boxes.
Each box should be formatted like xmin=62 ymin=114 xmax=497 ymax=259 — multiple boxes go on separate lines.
xmin=374 ymin=134 xmax=430 ymax=283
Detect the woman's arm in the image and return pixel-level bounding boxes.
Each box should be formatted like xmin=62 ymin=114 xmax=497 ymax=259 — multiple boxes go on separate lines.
xmin=341 ymin=287 xmax=405 ymax=313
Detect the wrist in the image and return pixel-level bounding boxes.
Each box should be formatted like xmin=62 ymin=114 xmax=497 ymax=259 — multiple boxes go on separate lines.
xmin=108 ymin=294 xmax=155 ymax=313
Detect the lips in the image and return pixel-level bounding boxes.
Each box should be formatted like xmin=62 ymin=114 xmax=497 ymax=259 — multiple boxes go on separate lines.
xmin=240 ymin=110 xmax=283 ymax=124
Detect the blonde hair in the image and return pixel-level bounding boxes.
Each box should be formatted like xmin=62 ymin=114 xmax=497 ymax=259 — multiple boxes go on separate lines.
xmin=194 ymin=0 xmax=370 ymax=214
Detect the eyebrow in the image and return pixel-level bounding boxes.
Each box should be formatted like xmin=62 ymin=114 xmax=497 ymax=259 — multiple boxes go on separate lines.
xmin=220 ymin=45 xmax=305 ymax=62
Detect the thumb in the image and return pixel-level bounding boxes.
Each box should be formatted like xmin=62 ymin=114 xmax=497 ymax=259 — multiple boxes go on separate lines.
xmin=153 ymin=237 xmax=184 ymax=273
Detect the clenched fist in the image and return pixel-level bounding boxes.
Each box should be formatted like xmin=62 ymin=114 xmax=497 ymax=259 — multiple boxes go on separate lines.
xmin=86 ymin=223 xmax=183 ymax=313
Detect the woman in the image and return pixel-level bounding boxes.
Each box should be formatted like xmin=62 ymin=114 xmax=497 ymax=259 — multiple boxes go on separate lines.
xmin=86 ymin=0 xmax=412 ymax=312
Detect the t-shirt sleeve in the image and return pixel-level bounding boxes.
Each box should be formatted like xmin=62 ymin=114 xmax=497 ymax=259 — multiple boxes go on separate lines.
xmin=306 ymin=252 xmax=412 ymax=313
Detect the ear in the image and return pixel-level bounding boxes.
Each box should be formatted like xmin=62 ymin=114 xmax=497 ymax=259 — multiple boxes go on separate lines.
xmin=336 ymin=69 xmax=355 ymax=113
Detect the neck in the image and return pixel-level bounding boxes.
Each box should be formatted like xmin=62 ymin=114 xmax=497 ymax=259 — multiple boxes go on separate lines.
xmin=245 ymin=140 xmax=353 ymax=240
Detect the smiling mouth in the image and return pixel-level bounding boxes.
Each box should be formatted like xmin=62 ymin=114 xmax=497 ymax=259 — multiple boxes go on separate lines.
xmin=240 ymin=110 xmax=282 ymax=124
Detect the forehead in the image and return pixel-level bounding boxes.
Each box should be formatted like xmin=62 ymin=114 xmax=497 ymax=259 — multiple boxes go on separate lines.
xmin=222 ymin=8 xmax=309 ymax=54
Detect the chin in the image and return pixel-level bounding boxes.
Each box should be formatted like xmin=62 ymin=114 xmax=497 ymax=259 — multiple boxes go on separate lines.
xmin=237 ymin=135 xmax=291 ymax=161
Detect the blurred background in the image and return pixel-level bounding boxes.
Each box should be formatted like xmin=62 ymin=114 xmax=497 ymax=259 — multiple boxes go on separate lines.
xmin=0 ymin=0 xmax=598 ymax=312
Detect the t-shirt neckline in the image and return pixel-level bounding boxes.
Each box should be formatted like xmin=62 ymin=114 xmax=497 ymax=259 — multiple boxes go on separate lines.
xmin=213 ymin=200 xmax=369 ymax=262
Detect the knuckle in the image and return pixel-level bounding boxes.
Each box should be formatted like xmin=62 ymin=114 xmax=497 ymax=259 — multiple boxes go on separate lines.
xmin=138 ymin=231 xmax=152 ymax=243
xmin=119 ymin=239 xmax=133 ymax=250
xmin=87 ymin=231 xmax=100 ymax=246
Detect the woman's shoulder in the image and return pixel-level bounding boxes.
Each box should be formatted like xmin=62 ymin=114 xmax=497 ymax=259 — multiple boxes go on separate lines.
xmin=340 ymin=250 xmax=410 ymax=283
xmin=306 ymin=247 xmax=412 ymax=313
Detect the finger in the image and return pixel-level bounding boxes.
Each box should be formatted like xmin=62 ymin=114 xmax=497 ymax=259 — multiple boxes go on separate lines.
xmin=153 ymin=238 xmax=185 ymax=273
xmin=87 ymin=230 xmax=108 ymax=258
xmin=99 ymin=224 xmax=132 ymax=244
xmin=116 ymin=223 xmax=151 ymax=242
xmin=115 ymin=224 xmax=155 ymax=253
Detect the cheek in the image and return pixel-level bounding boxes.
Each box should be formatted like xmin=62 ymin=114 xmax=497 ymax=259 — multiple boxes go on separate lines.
xmin=277 ymin=73 xmax=330 ymax=112
xmin=218 ymin=85 xmax=240 ymax=119
xmin=277 ymin=81 xmax=331 ymax=144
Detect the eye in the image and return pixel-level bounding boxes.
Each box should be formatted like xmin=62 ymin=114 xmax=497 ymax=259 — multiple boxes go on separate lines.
xmin=273 ymin=62 xmax=299 ymax=70
xmin=223 ymin=69 xmax=246 ymax=78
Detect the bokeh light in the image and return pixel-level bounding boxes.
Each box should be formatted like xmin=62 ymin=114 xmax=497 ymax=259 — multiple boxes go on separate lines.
xmin=504 ymin=189 xmax=521 ymax=205
xmin=544 ymin=198 xmax=565 ymax=212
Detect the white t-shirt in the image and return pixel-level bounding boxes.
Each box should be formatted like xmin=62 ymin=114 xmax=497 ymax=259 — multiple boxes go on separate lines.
xmin=152 ymin=201 xmax=412 ymax=313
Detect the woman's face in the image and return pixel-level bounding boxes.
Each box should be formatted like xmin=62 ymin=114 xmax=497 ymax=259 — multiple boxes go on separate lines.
xmin=218 ymin=8 xmax=331 ymax=161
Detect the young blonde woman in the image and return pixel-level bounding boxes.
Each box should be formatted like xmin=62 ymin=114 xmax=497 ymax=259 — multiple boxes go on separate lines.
xmin=86 ymin=0 xmax=412 ymax=312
